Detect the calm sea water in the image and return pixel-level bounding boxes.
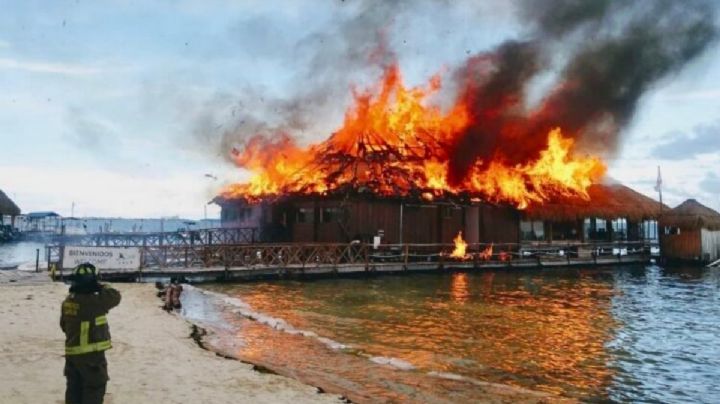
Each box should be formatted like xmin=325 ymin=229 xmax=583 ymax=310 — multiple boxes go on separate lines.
xmin=183 ymin=266 xmax=720 ymax=403
xmin=0 ymin=241 xmax=46 ymax=267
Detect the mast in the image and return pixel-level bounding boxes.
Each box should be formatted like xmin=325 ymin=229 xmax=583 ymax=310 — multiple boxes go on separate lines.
xmin=654 ymin=166 xmax=663 ymax=214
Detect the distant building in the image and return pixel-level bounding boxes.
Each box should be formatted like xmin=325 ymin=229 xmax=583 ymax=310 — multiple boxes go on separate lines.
xmin=0 ymin=189 xmax=21 ymax=227
xmin=660 ymin=199 xmax=720 ymax=263
xmin=17 ymin=211 xmax=61 ymax=234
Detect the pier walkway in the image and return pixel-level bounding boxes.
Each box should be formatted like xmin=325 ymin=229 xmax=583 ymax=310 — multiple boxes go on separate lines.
xmin=46 ymin=240 xmax=657 ymax=282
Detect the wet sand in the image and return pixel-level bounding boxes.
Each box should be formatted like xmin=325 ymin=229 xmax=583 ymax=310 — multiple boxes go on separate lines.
xmin=0 ymin=277 xmax=340 ymax=404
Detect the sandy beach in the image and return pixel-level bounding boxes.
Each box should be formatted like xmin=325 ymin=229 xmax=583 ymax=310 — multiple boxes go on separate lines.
xmin=0 ymin=273 xmax=340 ymax=404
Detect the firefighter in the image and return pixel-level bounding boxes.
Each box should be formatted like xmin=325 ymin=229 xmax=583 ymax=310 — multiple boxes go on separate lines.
xmin=60 ymin=262 xmax=121 ymax=404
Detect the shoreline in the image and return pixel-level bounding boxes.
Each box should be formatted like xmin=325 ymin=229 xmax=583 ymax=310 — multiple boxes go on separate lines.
xmin=0 ymin=276 xmax=341 ymax=404
xmin=0 ymin=270 xmax=569 ymax=403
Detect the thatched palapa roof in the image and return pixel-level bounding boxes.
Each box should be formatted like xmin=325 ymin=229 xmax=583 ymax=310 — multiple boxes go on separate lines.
xmin=523 ymin=183 xmax=664 ymax=222
xmin=660 ymin=199 xmax=720 ymax=231
xmin=0 ymin=189 xmax=20 ymax=216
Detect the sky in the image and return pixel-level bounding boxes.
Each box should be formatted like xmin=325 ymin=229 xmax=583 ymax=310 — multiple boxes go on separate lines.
xmin=1 ymin=0 xmax=719 ymax=219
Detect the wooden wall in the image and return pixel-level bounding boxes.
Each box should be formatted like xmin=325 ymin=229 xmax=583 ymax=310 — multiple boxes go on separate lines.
xmin=439 ymin=205 xmax=464 ymax=244
xmin=701 ymin=229 xmax=720 ymax=262
xmin=661 ymin=230 xmax=701 ymax=261
xmin=222 ymin=198 xmax=525 ymax=245
xmin=478 ymin=204 xmax=519 ymax=244
xmin=401 ymin=204 xmax=438 ymax=244
xmin=464 ymin=206 xmax=480 ymax=244
xmin=290 ymin=200 xmax=316 ymax=242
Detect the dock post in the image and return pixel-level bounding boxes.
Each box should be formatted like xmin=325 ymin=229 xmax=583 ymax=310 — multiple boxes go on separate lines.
xmin=364 ymin=245 xmax=369 ymax=272
xmin=59 ymin=245 xmax=65 ymax=275
xmin=35 ymin=249 xmax=40 ymax=273
xmin=567 ymin=250 xmax=571 ymax=265
xmin=403 ymin=245 xmax=409 ymax=271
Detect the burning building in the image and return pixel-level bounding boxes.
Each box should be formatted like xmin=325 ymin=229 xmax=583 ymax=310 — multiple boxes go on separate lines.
xmin=213 ymin=1 xmax=715 ymax=250
xmin=214 ymin=65 xmax=662 ymax=246
xmin=212 ymin=70 xmax=661 ymax=245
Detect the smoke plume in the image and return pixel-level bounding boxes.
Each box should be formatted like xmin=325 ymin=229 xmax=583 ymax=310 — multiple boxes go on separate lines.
xmin=213 ymin=0 xmax=717 ymax=188
xmin=447 ymin=0 xmax=718 ymax=184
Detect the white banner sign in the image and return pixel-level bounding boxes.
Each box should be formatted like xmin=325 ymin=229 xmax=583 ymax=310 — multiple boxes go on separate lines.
xmin=63 ymin=246 xmax=141 ymax=270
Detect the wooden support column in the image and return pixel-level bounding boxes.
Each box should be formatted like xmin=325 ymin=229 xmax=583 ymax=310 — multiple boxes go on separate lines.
xmin=464 ymin=206 xmax=480 ymax=245
xmin=546 ymin=222 xmax=553 ymax=243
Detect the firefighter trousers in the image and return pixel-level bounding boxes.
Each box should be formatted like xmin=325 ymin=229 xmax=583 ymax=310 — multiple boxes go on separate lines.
xmin=64 ymin=351 xmax=109 ymax=404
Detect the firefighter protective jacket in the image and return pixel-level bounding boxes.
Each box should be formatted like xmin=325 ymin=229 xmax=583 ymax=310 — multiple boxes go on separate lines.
xmin=60 ymin=285 xmax=121 ymax=356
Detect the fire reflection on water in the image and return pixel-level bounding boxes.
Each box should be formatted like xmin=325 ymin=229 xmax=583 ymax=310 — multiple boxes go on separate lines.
xmin=450 ymin=272 xmax=469 ymax=303
xmin=205 ymin=269 xmax=618 ymax=400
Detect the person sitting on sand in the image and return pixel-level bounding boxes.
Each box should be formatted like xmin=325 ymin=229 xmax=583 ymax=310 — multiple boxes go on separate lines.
xmin=60 ymin=262 xmax=121 ymax=404
xmin=163 ymin=277 xmax=183 ymax=311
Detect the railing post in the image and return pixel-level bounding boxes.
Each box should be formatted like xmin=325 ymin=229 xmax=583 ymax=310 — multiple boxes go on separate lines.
xmin=439 ymin=246 xmax=444 ymax=270
xmin=46 ymin=246 xmax=51 ymax=275
xmin=364 ymin=244 xmax=369 ymax=272
xmin=403 ymin=245 xmax=409 ymax=271
xmin=59 ymin=245 xmax=65 ymax=274
xmin=567 ymin=249 xmax=571 ymax=264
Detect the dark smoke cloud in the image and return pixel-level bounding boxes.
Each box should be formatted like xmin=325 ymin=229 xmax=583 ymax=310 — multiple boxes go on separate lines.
xmin=448 ymin=41 xmax=543 ymax=183
xmin=447 ymin=0 xmax=718 ymax=184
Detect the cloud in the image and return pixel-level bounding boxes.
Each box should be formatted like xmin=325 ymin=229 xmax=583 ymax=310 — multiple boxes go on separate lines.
xmin=700 ymin=171 xmax=720 ymax=193
xmin=650 ymin=121 xmax=720 ymax=160
xmin=0 ymin=57 xmax=101 ymax=75
xmin=0 ymin=164 xmax=221 ymax=218
xmin=0 ymin=39 xmax=10 ymax=48
xmin=64 ymin=108 xmax=119 ymax=153
xmin=659 ymin=88 xmax=720 ymax=101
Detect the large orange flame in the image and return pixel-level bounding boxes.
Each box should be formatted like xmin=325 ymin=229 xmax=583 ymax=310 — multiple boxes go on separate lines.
xmin=222 ymin=64 xmax=606 ymax=207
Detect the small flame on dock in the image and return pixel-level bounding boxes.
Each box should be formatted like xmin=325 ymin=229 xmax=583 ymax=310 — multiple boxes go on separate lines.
xmin=478 ymin=243 xmax=493 ymax=260
xmin=451 ymin=231 xmax=469 ymax=259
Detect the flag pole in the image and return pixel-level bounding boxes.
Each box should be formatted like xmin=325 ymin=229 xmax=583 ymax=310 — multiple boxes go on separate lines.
xmin=655 ymin=166 xmax=663 ymax=214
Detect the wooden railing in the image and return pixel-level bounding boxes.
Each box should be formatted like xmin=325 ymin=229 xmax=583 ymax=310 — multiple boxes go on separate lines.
xmin=47 ymin=240 xmax=658 ymax=272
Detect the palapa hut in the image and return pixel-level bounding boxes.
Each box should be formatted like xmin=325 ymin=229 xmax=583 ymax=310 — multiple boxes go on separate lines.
xmin=522 ymin=183 xmax=664 ymax=244
xmin=217 ymin=182 xmax=663 ymax=246
xmin=0 ymin=189 xmax=21 ymax=226
xmin=660 ymin=199 xmax=720 ymax=263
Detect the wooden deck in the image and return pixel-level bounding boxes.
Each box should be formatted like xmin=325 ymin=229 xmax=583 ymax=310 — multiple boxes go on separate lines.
xmin=50 ymin=245 xmax=654 ymax=283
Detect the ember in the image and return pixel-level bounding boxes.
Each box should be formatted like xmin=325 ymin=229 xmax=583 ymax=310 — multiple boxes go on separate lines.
xmin=450 ymin=231 xmax=468 ymax=260
xmin=223 ymin=64 xmax=605 ymax=208
xmin=478 ymin=244 xmax=493 ymax=261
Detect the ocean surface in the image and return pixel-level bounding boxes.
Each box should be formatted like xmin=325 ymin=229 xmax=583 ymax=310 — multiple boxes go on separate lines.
xmin=182 ymin=266 xmax=720 ymax=403
xmin=0 ymin=241 xmax=46 ymax=267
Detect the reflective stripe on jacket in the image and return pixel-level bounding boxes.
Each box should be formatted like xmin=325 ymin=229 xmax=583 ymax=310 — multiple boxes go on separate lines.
xmin=60 ymin=286 xmax=121 ymax=356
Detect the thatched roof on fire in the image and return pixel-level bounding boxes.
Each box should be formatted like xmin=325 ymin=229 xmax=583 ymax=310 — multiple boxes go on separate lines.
xmin=0 ymin=189 xmax=20 ymax=216
xmin=523 ymin=183 xmax=664 ymax=222
xmin=659 ymin=199 xmax=720 ymax=231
